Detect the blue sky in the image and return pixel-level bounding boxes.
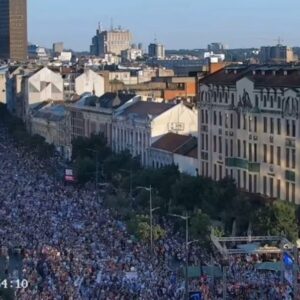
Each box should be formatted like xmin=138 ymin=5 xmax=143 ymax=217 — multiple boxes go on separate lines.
xmin=28 ymin=0 xmax=300 ymax=51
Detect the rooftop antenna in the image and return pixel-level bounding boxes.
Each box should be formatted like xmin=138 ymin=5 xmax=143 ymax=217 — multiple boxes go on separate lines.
xmin=276 ymin=36 xmax=284 ymax=45
xmin=98 ymin=21 xmax=102 ymax=32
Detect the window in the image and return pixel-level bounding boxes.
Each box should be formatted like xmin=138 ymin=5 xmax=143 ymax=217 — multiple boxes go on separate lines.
xmin=201 ymin=110 xmax=204 ymax=124
xmin=254 ymin=116 xmax=257 ymax=132
xmin=225 ymin=93 xmax=228 ymax=104
xmin=213 ymin=112 xmax=217 ymax=125
xmin=249 ymin=174 xmax=252 ymax=192
xmin=277 ymin=147 xmax=281 ymax=166
xmin=213 ymin=136 xmax=217 ymax=152
xmin=286 ymin=182 xmax=290 ymax=202
xmin=219 ymin=165 xmax=223 ymax=180
xmin=225 ymin=114 xmax=228 ymax=128
xmin=270 ymin=118 xmax=274 ymax=134
xmin=243 ymin=171 xmax=247 ymax=189
xmin=205 ymin=135 xmax=208 ymax=151
xmin=201 ymin=134 xmax=205 ymax=150
xmin=277 ymin=97 xmax=281 ymax=109
xmin=231 ymin=93 xmax=234 ymax=105
xmin=214 ymin=164 xmax=217 ymax=180
xmin=205 ymin=110 xmax=208 ymax=124
xmin=218 ymin=136 xmax=222 ymax=154
xmin=286 ymin=149 xmax=290 ymax=168
xmin=270 ymin=145 xmax=274 ymax=164
xmin=254 ymin=144 xmax=257 ymax=162
xmin=264 ymin=95 xmax=267 ymax=107
xmin=263 ymin=144 xmax=267 ymax=163
xmin=269 ymin=177 xmax=274 ymax=198
xmin=270 ymin=96 xmax=274 ymax=108
xmin=243 ymin=140 xmax=246 ymax=158
xmin=286 ymin=120 xmax=290 ymax=136
xmin=277 ymin=179 xmax=281 ymax=199
xmin=230 ymin=139 xmax=233 ymax=157
xmin=263 ymin=117 xmax=267 ymax=133
xmin=237 ymin=114 xmax=241 ymax=129
xmin=225 ymin=168 xmax=228 ymax=177
xmin=277 ymin=119 xmax=281 ymax=135
xmin=237 ymin=169 xmax=241 ymax=188
xmin=219 ymin=112 xmax=222 ymax=126
xmin=230 ymin=114 xmax=233 ymax=129
xmin=243 ymin=114 xmax=247 ymax=130
xmin=254 ymin=175 xmax=257 ymax=193
xmin=292 ymin=120 xmax=296 ymax=137
xmin=263 ymin=176 xmax=267 ymax=195
xmin=249 ymin=117 xmax=252 ymax=132
xmin=237 ymin=139 xmax=241 ymax=157
xmin=225 ymin=139 xmax=228 ymax=156
xmin=292 ymin=183 xmax=295 ymax=203
xmin=255 ymin=95 xmax=259 ymax=107
xmin=292 ymin=149 xmax=296 ymax=169
xmin=249 ymin=143 xmax=252 ymax=162
xmin=230 ymin=169 xmax=233 ymax=178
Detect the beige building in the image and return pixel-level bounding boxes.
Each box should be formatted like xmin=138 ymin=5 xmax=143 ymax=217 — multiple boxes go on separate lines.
xmin=112 ymin=101 xmax=198 ymax=166
xmin=75 ymin=69 xmax=104 ymax=97
xmin=68 ymin=92 xmax=139 ymax=146
xmin=90 ymin=28 xmax=132 ymax=56
xmin=198 ymin=65 xmax=300 ymax=204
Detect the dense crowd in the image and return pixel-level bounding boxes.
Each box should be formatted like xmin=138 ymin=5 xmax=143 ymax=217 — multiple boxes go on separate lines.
xmin=0 ymin=123 xmax=297 ymax=300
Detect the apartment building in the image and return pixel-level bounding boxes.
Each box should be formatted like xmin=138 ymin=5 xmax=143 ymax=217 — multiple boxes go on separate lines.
xmin=198 ymin=65 xmax=300 ymax=204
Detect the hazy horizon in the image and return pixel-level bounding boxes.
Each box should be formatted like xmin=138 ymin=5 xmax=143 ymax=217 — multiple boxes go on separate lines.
xmin=29 ymin=0 xmax=300 ymax=51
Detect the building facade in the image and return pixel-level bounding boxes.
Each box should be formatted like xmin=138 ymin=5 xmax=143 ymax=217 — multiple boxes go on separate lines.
xmin=75 ymin=69 xmax=104 ymax=97
xmin=112 ymin=101 xmax=197 ymax=166
xmin=260 ymin=45 xmax=296 ymax=64
xmin=90 ymin=28 xmax=132 ymax=56
xmin=198 ymin=65 xmax=300 ymax=204
xmin=148 ymin=43 xmax=165 ymax=60
xmin=0 ymin=0 xmax=27 ymax=61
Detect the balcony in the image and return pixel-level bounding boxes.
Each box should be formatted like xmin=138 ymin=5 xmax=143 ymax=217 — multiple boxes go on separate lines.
xmin=225 ymin=158 xmax=260 ymax=172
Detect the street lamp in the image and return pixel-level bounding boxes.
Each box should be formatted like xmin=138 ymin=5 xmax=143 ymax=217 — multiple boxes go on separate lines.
xmin=136 ymin=185 xmax=159 ymax=252
xmin=169 ymin=212 xmax=190 ymax=300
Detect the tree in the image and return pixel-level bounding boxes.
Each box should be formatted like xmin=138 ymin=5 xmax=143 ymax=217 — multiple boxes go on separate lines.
xmin=73 ymin=156 xmax=95 ymax=183
xmin=270 ymin=200 xmax=298 ymax=242
xmin=190 ymin=211 xmax=211 ymax=242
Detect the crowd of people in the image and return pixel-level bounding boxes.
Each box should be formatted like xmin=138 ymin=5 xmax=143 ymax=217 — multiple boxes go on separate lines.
xmin=0 ymin=122 xmax=298 ymax=300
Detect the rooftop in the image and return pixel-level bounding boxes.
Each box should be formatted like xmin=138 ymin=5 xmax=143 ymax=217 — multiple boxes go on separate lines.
xmin=119 ymin=101 xmax=174 ymax=119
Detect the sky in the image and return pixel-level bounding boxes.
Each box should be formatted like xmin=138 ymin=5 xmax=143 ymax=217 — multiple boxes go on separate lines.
xmin=28 ymin=0 xmax=300 ymax=51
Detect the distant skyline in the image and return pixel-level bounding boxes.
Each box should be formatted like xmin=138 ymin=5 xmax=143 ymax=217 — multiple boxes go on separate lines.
xmin=29 ymin=0 xmax=300 ymax=51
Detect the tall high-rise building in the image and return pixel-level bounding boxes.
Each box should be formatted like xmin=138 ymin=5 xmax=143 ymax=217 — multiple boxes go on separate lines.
xmin=0 ymin=0 xmax=28 ymax=61
xmin=260 ymin=44 xmax=296 ymax=64
xmin=148 ymin=43 xmax=165 ymax=60
xmin=90 ymin=26 xmax=132 ymax=56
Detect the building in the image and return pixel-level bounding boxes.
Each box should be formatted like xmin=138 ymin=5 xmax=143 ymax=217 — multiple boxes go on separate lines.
xmin=148 ymin=43 xmax=165 ymax=60
xmin=28 ymin=44 xmax=48 ymax=61
xmin=112 ymin=101 xmax=197 ymax=166
xmin=68 ymin=92 xmax=139 ymax=146
xmin=260 ymin=45 xmax=296 ymax=64
xmin=121 ymin=48 xmax=143 ymax=62
xmin=19 ymin=67 xmax=64 ymax=121
xmin=198 ymin=64 xmax=300 ymax=204
xmin=75 ymin=69 xmax=104 ymax=97
xmin=30 ymin=102 xmax=71 ymax=159
xmin=53 ymin=42 xmax=64 ymax=55
xmin=0 ymin=0 xmax=28 ymax=61
xmin=90 ymin=27 xmax=132 ymax=56
xmin=149 ymin=132 xmax=198 ymax=175
xmin=208 ymin=43 xmax=225 ymax=53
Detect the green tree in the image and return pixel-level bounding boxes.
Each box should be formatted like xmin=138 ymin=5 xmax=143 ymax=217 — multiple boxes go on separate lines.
xmin=190 ymin=211 xmax=211 ymax=241
xmin=74 ymin=156 xmax=95 ymax=183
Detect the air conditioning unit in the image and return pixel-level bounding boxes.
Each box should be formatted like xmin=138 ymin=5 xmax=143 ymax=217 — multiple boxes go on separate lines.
xmin=229 ymin=131 xmax=234 ymax=136
xmin=253 ymin=136 xmax=258 ymax=141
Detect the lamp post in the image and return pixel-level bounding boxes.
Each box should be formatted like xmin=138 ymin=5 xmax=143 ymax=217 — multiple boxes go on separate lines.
xmin=136 ymin=185 xmax=159 ymax=252
xmin=169 ymin=212 xmax=190 ymax=300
